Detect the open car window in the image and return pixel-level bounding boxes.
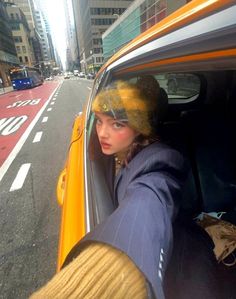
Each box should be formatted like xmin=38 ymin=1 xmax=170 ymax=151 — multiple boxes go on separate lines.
xmin=85 ymin=72 xmax=201 ymax=227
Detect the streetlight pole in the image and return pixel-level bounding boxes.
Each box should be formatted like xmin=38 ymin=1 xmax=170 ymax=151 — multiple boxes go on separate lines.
xmin=90 ymin=50 xmax=95 ymax=74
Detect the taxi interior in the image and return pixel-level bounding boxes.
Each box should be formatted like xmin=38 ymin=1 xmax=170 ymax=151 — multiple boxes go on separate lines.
xmin=87 ymin=68 xmax=236 ymax=297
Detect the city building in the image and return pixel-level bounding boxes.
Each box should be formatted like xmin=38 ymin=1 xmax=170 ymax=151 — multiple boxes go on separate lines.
xmin=64 ymin=0 xmax=78 ymax=71
xmin=34 ymin=10 xmax=50 ymax=62
xmin=103 ymin=0 xmax=191 ymax=61
xmin=5 ymin=3 xmax=35 ymax=66
xmin=0 ymin=0 xmax=19 ymax=87
xmin=34 ymin=0 xmax=59 ymax=71
xmin=5 ymin=0 xmax=43 ymax=65
xmin=71 ymin=0 xmax=134 ymax=73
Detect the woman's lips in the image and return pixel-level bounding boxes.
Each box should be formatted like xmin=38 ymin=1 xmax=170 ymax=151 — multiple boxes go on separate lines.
xmin=100 ymin=142 xmax=111 ymax=149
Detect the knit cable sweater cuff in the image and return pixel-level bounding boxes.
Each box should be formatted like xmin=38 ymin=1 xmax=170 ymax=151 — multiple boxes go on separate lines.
xmin=30 ymin=242 xmax=148 ymax=299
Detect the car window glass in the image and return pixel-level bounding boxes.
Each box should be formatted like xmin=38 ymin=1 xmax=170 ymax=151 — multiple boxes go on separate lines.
xmin=114 ymin=73 xmax=200 ymax=104
xmin=165 ymin=73 xmax=201 ymax=102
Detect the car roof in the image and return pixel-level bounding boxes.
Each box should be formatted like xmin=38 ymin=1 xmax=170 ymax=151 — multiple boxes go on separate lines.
xmin=98 ymin=0 xmax=236 ymax=76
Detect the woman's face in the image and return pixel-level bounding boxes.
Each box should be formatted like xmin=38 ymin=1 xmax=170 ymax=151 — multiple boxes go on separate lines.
xmin=95 ymin=112 xmax=138 ymax=155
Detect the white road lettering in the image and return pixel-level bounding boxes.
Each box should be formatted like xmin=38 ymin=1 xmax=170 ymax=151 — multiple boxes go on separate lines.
xmin=10 ymin=163 xmax=31 ymax=191
xmin=18 ymin=100 xmax=32 ymax=106
xmin=7 ymin=99 xmax=41 ymax=108
xmin=33 ymin=131 xmax=43 ymax=143
xmin=0 ymin=116 xmax=28 ymax=136
xmin=0 ymin=117 xmax=15 ymax=131
xmin=0 ymin=84 xmax=60 ymax=183
xmin=30 ymin=99 xmax=41 ymax=105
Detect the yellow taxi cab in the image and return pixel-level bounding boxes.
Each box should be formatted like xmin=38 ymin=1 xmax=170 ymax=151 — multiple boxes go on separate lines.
xmin=57 ymin=1 xmax=236 ymax=295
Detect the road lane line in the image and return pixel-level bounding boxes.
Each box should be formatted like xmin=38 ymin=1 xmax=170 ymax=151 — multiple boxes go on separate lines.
xmin=0 ymin=84 xmax=60 ymax=183
xmin=33 ymin=131 xmax=43 ymax=143
xmin=42 ymin=116 xmax=48 ymax=123
xmin=87 ymin=87 xmax=91 ymax=90
xmin=47 ymin=108 xmax=52 ymax=111
xmin=15 ymin=94 xmax=22 ymax=98
xmin=10 ymin=163 xmax=31 ymax=192
xmin=50 ymin=102 xmax=55 ymax=105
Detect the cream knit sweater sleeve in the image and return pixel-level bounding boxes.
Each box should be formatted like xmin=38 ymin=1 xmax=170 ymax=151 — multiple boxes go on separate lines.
xmin=30 ymin=242 xmax=148 ymax=299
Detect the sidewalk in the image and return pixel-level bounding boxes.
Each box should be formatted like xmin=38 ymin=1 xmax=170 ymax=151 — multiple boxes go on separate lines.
xmin=0 ymin=86 xmax=13 ymax=95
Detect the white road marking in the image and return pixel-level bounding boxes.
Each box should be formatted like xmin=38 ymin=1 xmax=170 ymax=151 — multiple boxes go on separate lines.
xmin=9 ymin=163 xmax=31 ymax=191
xmin=33 ymin=131 xmax=42 ymax=143
xmin=0 ymin=85 xmax=60 ymax=183
xmin=15 ymin=94 xmax=22 ymax=98
xmin=53 ymin=97 xmax=57 ymax=100
xmin=47 ymin=108 xmax=52 ymax=111
xmin=50 ymin=102 xmax=55 ymax=105
xmin=87 ymin=87 xmax=91 ymax=90
xmin=42 ymin=116 xmax=48 ymax=123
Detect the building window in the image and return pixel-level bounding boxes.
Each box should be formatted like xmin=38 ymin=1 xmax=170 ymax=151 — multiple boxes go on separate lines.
xmin=19 ymin=56 xmax=23 ymax=62
xmin=14 ymin=36 xmax=23 ymax=43
xmin=10 ymin=13 xmax=14 ymax=19
xmin=16 ymin=46 xmax=21 ymax=53
xmin=93 ymin=38 xmax=102 ymax=45
xmin=140 ymin=0 xmax=167 ymax=32
xmin=16 ymin=13 xmax=20 ymax=20
xmin=22 ymin=46 xmax=26 ymax=53
xmin=11 ymin=23 xmax=20 ymax=30
xmin=91 ymin=18 xmax=114 ymax=26
xmin=94 ymin=48 xmax=102 ymax=54
xmin=25 ymin=56 xmax=28 ymax=63
xmin=96 ymin=57 xmax=103 ymax=63
xmin=90 ymin=7 xmax=126 ymax=15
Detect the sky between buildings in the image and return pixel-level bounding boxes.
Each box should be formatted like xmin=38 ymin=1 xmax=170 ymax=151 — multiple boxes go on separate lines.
xmin=36 ymin=0 xmax=67 ymax=69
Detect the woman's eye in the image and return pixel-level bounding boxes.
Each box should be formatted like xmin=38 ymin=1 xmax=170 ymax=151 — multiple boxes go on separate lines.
xmin=113 ymin=122 xmax=124 ymax=129
xmin=95 ymin=118 xmax=102 ymax=125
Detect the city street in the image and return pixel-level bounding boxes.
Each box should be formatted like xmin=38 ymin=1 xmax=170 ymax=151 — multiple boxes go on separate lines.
xmin=0 ymin=77 xmax=92 ymax=298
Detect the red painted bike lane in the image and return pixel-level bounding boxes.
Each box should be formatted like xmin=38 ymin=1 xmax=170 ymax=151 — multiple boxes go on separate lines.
xmin=0 ymin=82 xmax=60 ymax=169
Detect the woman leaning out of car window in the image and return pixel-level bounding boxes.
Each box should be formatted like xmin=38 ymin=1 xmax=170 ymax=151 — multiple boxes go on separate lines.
xmin=30 ymin=77 xmax=219 ymax=299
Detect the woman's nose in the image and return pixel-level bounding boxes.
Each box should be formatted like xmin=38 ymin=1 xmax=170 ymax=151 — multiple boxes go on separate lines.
xmin=97 ymin=124 xmax=109 ymax=138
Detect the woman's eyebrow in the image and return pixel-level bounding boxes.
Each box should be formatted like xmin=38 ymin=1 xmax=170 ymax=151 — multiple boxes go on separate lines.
xmin=94 ymin=113 xmax=102 ymax=120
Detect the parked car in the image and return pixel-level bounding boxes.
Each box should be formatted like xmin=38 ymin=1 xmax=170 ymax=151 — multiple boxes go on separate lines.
xmin=79 ymin=72 xmax=85 ymax=78
xmin=56 ymin=1 xmax=236 ymax=297
xmin=86 ymin=73 xmax=95 ymax=80
xmin=64 ymin=73 xmax=70 ymax=79
xmin=45 ymin=76 xmax=53 ymax=81
xmin=73 ymin=70 xmax=79 ymax=76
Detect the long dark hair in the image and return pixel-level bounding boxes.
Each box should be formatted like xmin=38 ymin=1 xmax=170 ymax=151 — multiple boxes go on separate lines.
xmin=124 ymin=134 xmax=159 ymax=166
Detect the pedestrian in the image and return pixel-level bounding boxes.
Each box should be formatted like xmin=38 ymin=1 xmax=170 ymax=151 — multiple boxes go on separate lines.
xmin=30 ymin=79 xmax=189 ymax=299
xmin=0 ymin=77 xmax=4 ymax=93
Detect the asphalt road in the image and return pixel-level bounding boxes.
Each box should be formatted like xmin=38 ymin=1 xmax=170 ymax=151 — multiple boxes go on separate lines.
xmin=0 ymin=77 xmax=92 ymax=298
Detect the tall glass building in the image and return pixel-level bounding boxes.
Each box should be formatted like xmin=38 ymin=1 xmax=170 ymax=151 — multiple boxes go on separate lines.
xmin=103 ymin=0 xmax=190 ymax=61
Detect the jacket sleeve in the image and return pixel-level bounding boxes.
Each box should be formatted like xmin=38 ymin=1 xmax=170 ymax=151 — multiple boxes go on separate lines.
xmin=77 ymin=162 xmax=185 ymax=299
